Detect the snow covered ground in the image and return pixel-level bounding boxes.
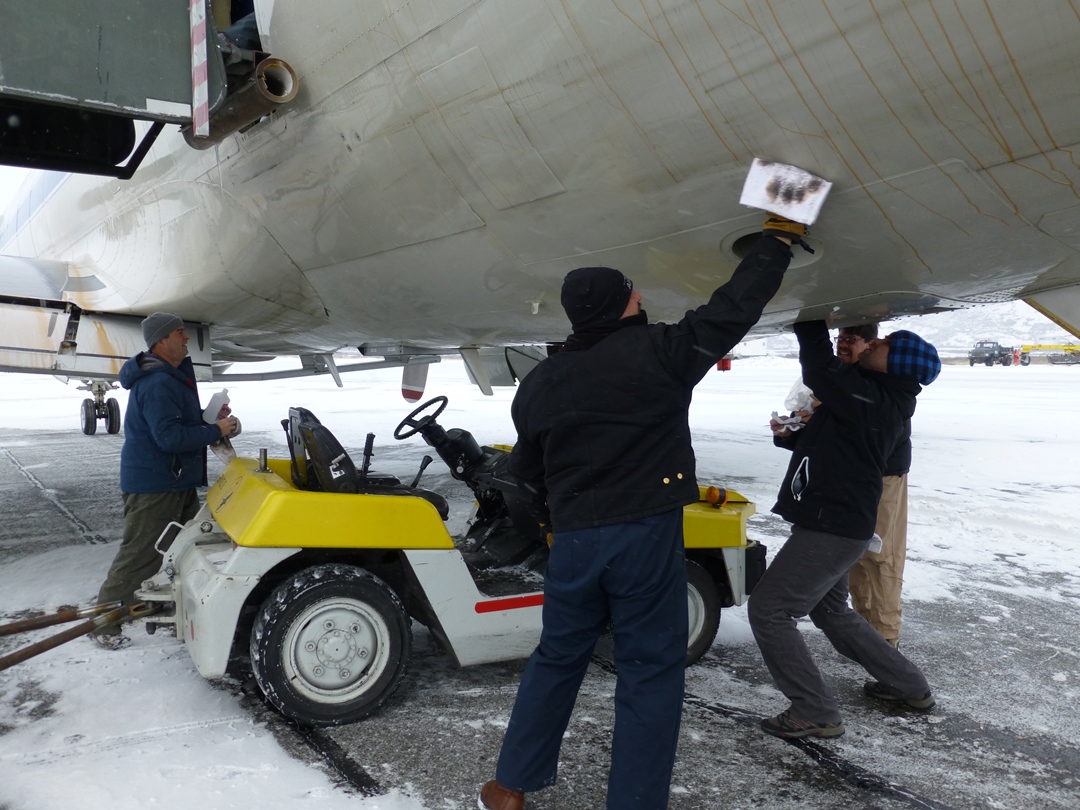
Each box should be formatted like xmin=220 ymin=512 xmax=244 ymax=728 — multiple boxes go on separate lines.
xmin=1 ymin=334 xmax=1078 ymax=809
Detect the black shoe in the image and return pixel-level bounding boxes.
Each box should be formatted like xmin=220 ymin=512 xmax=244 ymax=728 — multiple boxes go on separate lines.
xmin=760 ymin=709 xmax=844 ymax=739
xmin=864 ymin=680 xmax=935 ymax=709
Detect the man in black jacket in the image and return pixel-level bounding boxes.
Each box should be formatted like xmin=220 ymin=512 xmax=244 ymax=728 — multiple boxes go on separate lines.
xmin=772 ymin=323 xmax=914 ymax=647
xmin=749 ymin=322 xmax=940 ymax=739
xmin=478 ymin=218 xmax=803 ymax=810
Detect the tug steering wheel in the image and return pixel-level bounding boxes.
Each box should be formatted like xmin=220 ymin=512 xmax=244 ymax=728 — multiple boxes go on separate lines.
xmin=393 ymin=395 xmax=449 ymax=440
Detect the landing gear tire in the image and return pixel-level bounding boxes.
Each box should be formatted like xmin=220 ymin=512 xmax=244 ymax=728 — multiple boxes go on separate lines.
xmin=80 ymin=399 xmax=97 ymax=435
xmin=686 ymin=560 xmax=721 ymax=666
xmin=250 ymin=564 xmax=412 ymax=727
xmin=105 ymin=398 xmax=121 ymax=434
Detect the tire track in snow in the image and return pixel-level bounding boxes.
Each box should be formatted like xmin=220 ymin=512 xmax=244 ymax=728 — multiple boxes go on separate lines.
xmin=591 ymin=655 xmax=956 ymax=810
xmin=683 ymin=694 xmax=955 ymax=810
xmin=0 ymin=446 xmax=107 ymax=544
xmin=0 ymin=715 xmax=253 ymax=765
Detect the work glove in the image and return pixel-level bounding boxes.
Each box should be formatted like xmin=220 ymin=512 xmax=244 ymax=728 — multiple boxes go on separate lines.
xmin=762 ymin=214 xmax=814 ymax=253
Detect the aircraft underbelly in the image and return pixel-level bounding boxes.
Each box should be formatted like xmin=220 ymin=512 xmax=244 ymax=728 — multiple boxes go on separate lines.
xmin=259 ymin=0 xmax=1080 ymax=342
xmin=296 ymin=151 xmax=1072 ymax=346
xmin=224 ymin=70 xmax=487 ymax=271
xmin=35 ymin=170 xmax=331 ymax=342
xmin=4 ymin=0 xmax=1080 ymax=357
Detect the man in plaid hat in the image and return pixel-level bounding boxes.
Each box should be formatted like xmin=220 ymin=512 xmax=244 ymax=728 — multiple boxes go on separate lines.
xmin=772 ymin=323 xmax=918 ymax=649
xmin=749 ymin=322 xmax=940 ymax=739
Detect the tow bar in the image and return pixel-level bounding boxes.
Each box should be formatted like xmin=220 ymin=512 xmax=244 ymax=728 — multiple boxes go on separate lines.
xmin=0 ymin=601 xmax=160 ymax=671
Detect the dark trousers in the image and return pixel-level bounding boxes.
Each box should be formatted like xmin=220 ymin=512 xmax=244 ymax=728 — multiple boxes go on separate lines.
xmin=95 ymin=489 xmax=199 ymax=634
xmin=495 ymin=508 xmax=687 ymax=810
xmin=748 ymin=525 xmax=930 ymax=723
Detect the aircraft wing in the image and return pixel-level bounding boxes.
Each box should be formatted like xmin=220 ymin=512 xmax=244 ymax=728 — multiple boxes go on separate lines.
xmin=0 ymin=254 xmax=216 ymax=380
xmin=0 ymin=255 xmax=69 ymax=299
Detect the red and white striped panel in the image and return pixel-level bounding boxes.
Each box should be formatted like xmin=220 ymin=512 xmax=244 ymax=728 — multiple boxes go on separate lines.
xmin=189 ymin=0 xmax=209 ymax=137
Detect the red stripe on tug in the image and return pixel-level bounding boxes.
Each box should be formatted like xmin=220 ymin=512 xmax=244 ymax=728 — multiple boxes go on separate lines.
xmin=474 ymin=594 xmax=545 ymax=614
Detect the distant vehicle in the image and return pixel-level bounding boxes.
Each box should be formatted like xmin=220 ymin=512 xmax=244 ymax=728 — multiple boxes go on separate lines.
xmin=968 ymin=340 xmax=1015 ymax=367
xmin=1018 ymin=344 xmax=1080 ymax=366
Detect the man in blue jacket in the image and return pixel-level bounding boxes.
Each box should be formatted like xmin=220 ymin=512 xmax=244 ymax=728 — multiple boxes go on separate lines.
xmin=478 ymin=214 xmax=807 ymax=810
xmin=749 ymin=322 xmax=940 ymax=738
xmin=92 ymin=312 xmax=238 ymax=649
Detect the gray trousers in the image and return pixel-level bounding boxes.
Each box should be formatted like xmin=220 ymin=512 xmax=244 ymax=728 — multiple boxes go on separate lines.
xmin=748 ymin=525 xmax=929 ymax=724
xmin=95 ymin=489 xmax=200 ymax=634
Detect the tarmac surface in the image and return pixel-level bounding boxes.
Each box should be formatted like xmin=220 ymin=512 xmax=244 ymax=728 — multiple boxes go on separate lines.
xmin=2 ymin=422 xmax=1078 ymax=810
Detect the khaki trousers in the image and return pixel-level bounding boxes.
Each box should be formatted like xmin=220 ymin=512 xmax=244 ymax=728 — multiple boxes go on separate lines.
xmin=849 ymin=474 xmax=908 ymax=646
xmin=95 ymin=489 xmax=200 ymax=634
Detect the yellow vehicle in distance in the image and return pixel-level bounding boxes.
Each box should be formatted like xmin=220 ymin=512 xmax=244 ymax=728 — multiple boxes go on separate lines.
xmin=1018 ymin=344 xmax=1080 ymax=365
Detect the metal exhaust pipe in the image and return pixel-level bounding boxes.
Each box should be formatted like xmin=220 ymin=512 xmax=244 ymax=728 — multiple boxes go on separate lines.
xmin=184 ymin=56 xmax=299 ymax=150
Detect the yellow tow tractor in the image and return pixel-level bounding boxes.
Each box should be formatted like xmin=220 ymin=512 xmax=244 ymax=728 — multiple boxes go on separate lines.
xmin=1018 ymin=344 xmax=1080 ymax=365
xmin=136 ymin=397 xmax=765 ymax=727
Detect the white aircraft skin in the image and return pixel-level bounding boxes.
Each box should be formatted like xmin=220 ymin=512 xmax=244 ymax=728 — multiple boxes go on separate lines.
xmin=2 ymin=0 xmax=1080 ymax=377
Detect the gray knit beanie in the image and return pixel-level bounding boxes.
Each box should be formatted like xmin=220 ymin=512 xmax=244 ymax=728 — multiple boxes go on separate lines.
xmin=142 ymin=312 xmax=184 ymax=350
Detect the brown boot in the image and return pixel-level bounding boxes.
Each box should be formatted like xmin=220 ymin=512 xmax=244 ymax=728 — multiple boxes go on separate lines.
xmin=478 ymin=780 xmax=524 ymax=810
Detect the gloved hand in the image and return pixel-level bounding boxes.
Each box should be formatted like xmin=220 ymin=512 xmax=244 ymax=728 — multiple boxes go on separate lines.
xmin=539 ymin=523 xmax=555 ymax=547
xmin=762 ymin=214 xmax=814 ymax=253
xmin=216 ymin=415 xmax=240 ymax=438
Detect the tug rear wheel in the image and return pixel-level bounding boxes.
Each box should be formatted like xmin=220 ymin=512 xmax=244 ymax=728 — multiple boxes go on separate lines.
xmin=250 ymin=564 xmax=412 ymax=727
xmin=686 ymin=560 xmax=721 ymax=665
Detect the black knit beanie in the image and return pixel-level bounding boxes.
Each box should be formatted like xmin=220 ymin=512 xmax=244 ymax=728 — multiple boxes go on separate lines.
xmin=560 ymin=266 xmax=634 ymax=331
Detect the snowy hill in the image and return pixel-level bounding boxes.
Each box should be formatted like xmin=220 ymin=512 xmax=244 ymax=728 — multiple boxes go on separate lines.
xmin=744 ymin=300 xmax=1077 ymax=359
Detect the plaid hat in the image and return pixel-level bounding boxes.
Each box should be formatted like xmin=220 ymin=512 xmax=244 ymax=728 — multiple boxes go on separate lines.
xmin=560 ymin=266 xmax=634 ymax=331
xmin=887 ymin=330 xmax=941 ymax=385
xmin=142 ymin=312 xmax=184 ymax=350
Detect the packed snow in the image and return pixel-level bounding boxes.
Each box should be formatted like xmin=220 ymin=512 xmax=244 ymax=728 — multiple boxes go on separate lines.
xmin=1 ymin=305 xmax=1078 ymax=809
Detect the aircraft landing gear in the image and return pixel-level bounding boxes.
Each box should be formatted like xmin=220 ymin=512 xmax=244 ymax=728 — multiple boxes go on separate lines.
xmin=77 ymin=380 xmax=122 ymax=435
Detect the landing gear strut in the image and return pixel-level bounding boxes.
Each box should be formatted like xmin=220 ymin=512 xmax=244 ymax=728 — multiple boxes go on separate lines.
xmin=77 ymin=380 xmax=122 ymax=435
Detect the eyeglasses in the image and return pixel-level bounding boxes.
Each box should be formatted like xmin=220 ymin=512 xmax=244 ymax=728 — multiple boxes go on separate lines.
xmin=836 ymin=336 xmax=864 ymax=345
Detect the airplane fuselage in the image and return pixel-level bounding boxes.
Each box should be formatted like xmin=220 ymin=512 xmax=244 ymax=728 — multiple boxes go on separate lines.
xmin=4 ymin=0 xmax=1080 ymax=360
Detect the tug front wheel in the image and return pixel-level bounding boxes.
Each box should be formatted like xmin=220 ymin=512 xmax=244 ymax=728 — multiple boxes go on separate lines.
xmin=250 ymin=564 xmax=412 ymax=727
xmin=686 ymin=560 xmax=721 ymax=665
